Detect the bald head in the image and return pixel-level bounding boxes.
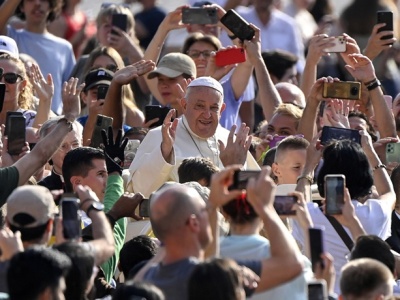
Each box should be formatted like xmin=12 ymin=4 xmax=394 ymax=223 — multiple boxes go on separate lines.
xmin=150 ymin=184 xmax=205 ymax=241
xmin=275 ymin=82 xmax=306 ymax=109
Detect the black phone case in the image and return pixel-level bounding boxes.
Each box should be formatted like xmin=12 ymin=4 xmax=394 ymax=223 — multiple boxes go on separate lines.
xmin=5 ymin=111 xmax=23 ymax=136
xmin=309 ymin=228 xmax=324 ymax=272
xmin=112 ymin=13 xmax=128 ymax=34
xmin=97 ymin=85 xmax=109 ymax=100
xmin=145 ymin=105 xmax=171 ymax=129
xmin=320 ymin=126 xmax=361 ymax=145
xmin=0 ymin=83 xmax=5 ymax=113
xmin=182 ymin=7 xmax=218 ymax=25
xmin=377 ymin=11 xmax=393 ymax=41
xmin=220 ymin=9 xmax=255 ymax=41
xmin=61 ymin=199 xmax=81 ymax=240
xmin=90 ymin=115 xmax=113 ymax=148
xmin=7 ymin=115 xmax=26 ymax=155
xmin=139 ymin=199 xmax=150 ymax=218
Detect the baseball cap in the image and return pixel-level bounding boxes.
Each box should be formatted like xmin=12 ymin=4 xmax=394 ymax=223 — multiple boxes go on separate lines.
xmin=187 ymin=76 xmax=223 ymax=95
xmin=147 ymin=53 xmax=196 ymax=79
xmin=7 ymin=185 xmax=56 ymax=228
xmin=84 ymin=68 xmax=114 ymax=92
xmin=0 ymin=36 xmax=19 ymax=57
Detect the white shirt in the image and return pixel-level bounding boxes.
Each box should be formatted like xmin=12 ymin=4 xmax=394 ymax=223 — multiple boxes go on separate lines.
xmin=292 ymin=199 xmax=393 ymax=294
xmin=127 ymin=115 xmax=259 ymax=197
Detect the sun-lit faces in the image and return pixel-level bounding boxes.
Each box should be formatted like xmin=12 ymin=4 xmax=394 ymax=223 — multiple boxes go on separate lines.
xmin=182 ymin=86 xmax=225 ymax=138
xmin=186 ymin=41 xmax=216 ymax=77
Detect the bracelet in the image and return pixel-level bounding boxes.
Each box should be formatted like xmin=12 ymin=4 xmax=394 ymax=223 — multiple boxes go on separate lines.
xmin=373 ymin=163 xmax=387 ymax=171
xmin=366 ymin=79 xmax=382 ymax=91
xmin=105 ymin=213 xmax=117 ymax=228
xmin=57 ymin=117 xmax=73 ymax=132
xmin=363 ymin=78 xmax=377 ymax=85
xmin=297 ymin=174 xmax=313 ymax=184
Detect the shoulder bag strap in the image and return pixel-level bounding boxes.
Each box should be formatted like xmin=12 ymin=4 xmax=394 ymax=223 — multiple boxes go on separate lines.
xmin=325 ymin=214 xmax=354 ymax=251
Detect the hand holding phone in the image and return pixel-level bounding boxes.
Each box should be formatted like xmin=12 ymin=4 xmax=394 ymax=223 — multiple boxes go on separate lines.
xmin=377 ymin=11 xmax=394 ymax=43
xmin=273 ymin=195 xmax=297 ymax=215
xmin=228 ymin=170 xmax=261 ymax=190
xmin=145 ymin=105 xmax=171 ymax=129
xmin=90 ymin=115 xmax=113 ymax=148
xmin=97 ymin=85 xmax=109 ymax=100
xmin=322 ymin=81 xmax=361 ymax=100
xmin=323 ymin=36 xmax=346 ymax=53
xmin=7 ymin=115 xmax=26 ymax=155
xmin=139 ymin=198 xmax=150 ymax=218
xmin=111 ymin=13 xmax=128 ymax=35
xmin=308 ymin=279 xmax=328 ymax=300
xmin=320 ymin=126 xmax=361 ymax=145
xmin=182 ymin=7 xmax=218 ymax=24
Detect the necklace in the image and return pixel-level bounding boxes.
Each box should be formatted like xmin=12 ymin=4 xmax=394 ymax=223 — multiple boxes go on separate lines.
xmin=182 ymin=119 xmax=220 ymax=167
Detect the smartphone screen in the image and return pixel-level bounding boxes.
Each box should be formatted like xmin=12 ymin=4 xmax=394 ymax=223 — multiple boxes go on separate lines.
xmin=273 ymin=195 xmax=297 ymax=215
xmin=139 ymin=198 xmax=150 ymax=218
xmin=97 ymin=85 xmax=109 ymax=100
xmin=0 ymin=83 xmax=5 ymax=113
xmin=320 ymin=126 xmax=361 ymax=145
xmin=325 ymin=175 xmax=345 ymax=215
xmin=111 ymin=13 xmax=128 ymax=35
xmin=220 ymin=9 xmax=255 ymax=41
xmin=7 ymin=115 xmax=26 ymax=155
xmin=377 ymin=11 xmax=393 ymax=42
xmin=229 ymin=170 xmax=261 ymax=190
xmin=309 ymin=227 xmax=324 ymax=272
xmin=308 ymin=281 xmax=327 ymax=300
xmin=61 ymin=198 xmax=81 ymax=240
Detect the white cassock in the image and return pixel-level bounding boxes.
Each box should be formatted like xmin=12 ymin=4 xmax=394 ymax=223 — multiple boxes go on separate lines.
xmin=126 ymin=115 xmax=260 ymax=197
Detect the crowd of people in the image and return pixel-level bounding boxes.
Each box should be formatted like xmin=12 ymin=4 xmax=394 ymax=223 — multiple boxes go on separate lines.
xmin=1 ymin=0 xmax=400 ymax=299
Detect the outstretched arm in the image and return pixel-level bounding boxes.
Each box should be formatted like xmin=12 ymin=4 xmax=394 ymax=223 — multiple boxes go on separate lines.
xmin=0 ymin=0 xmax=21 ymax=35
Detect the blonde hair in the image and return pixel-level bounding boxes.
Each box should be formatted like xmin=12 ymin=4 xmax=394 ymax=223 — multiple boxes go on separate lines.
xmin=0 ymin=54 xmax=33 ymax=110
xmin=96 ymin=4 xmax=135 ymax=34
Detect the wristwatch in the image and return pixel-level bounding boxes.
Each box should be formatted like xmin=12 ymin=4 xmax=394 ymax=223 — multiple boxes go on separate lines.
xmin=86 ymin=201 xmax=104 ymax=217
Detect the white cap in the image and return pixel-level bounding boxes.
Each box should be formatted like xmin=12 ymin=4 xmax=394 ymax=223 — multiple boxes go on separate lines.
xmin=0 ymin=36 xmax=18 ymax=57
xmin=187 ymin=76 xmax=223 ymax=96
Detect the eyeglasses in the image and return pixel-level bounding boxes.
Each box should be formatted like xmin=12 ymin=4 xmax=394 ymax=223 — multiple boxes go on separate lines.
xmin=186 ymin=50 xmax=212 ymax=59
xmin=0 ymin=73 xmax=23 ymax=84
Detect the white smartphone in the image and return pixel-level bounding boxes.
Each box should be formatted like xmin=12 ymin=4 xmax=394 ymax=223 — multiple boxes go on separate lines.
xmin=323 ymin=36 xmax=346 ymax=53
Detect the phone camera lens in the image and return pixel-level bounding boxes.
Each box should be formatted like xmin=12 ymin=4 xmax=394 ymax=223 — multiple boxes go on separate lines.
xmin=350 ymin=87 xmax=359 ymax=95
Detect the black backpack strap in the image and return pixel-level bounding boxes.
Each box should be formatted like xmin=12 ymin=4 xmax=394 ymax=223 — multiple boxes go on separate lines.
xmin=325 ymin=214 xmax=354 ymax=251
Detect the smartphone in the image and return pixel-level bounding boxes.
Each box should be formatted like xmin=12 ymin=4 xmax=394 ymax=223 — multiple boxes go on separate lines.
xmin=182 ymin=7 xmax=218 ymax=25
xmin=229 ymin=170 xmax=261 ymax=190
xmin=124 ymin=139 xmax=141 ymax=169
xmin=386 ymin=143 xmax=400 ymax=163
xmin=7 ymin=115 xmax=26 ymax=155
xmin=325 ymin=174 xmax=345 ymax=215
xmin=215 ymin=48 xmax=246 ymax=67
xmin=309 ymin=227 xmax=324 ymax=272
xmin=5 ymin=111 xmax=23 ymax=136
xmin=320 ymin=126 xmax=361 ymax=145
xmin=97 ymin=85 xmax=109 ymax=100
xmin=377 ymin=11 xmax=393 ymax=43
xmin=145 ymin=105 xmax=171 ymax=129
xmin=60 ymin=197 xmax=81 ymax=240
xmin=89 ymin=114 xmax=113 ymax=148
xmin=111 ymin=13 xmax=128 ymax=35
xmin=139 ymin=198 xmax=150 ymax=218
xmin=220 ymin=9 xmax=255 ymax=41
xmin=323 ymin=36 xmax=346 ymax=53
xmin=308 ymin=279 xmax=328 ymax=300
xmin=0 ymin=83 xmax=5 ymax=113
xmin=322 ymin=81 xmax=361 ymax=100
xmin=273 ymin=195 xmax=297 ymax=215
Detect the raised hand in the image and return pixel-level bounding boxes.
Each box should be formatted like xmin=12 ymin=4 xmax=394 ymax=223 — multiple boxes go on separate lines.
xmin=364 ymin=23 xmax=396 ymax=60
xmin=306 ymin=34 xmax=335 ymax=63
xmin=161 ymin=109 xmax=178 ymax=162
xmin=219 ymin=123 xmax=252 ymax=167
xmin=29 ymin=63 xmax=54 ymax=102
xmin=108 ymin=192 xmax=144 ymax=221
xmin=101 ymin=126 xmax=128 ymax=174
xmin=339 ymin=33 xmax=361 ymax=66
xmin=162 ymin=5 xmax=189 ymax=32
xmin=344 ymin=53 xmax=376 ymax=83
xmin=325 ymin=99 xmax=351 ymax=128
xmin=62 ymin=77 xmax=82 ymax=121
xmin=113 ymin=60 xmax=156 ymax=85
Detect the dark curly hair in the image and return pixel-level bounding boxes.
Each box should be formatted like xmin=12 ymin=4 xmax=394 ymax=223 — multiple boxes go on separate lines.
xmin=16 ymin=0 xmax=63 ymax=22
xmin=317 ymin=139 xmax=373 ymax=200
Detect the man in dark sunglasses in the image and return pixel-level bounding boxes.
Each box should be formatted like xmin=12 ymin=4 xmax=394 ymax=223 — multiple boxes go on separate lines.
xmin=0 ymin=0 xmax=76 ymax=115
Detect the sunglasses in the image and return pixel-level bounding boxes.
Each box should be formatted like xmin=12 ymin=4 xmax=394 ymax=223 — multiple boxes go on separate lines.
xmin=1 ymin=73 xmax=23 ymax=84
xmin=91 ymin=64 xmax=118 ymax=73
